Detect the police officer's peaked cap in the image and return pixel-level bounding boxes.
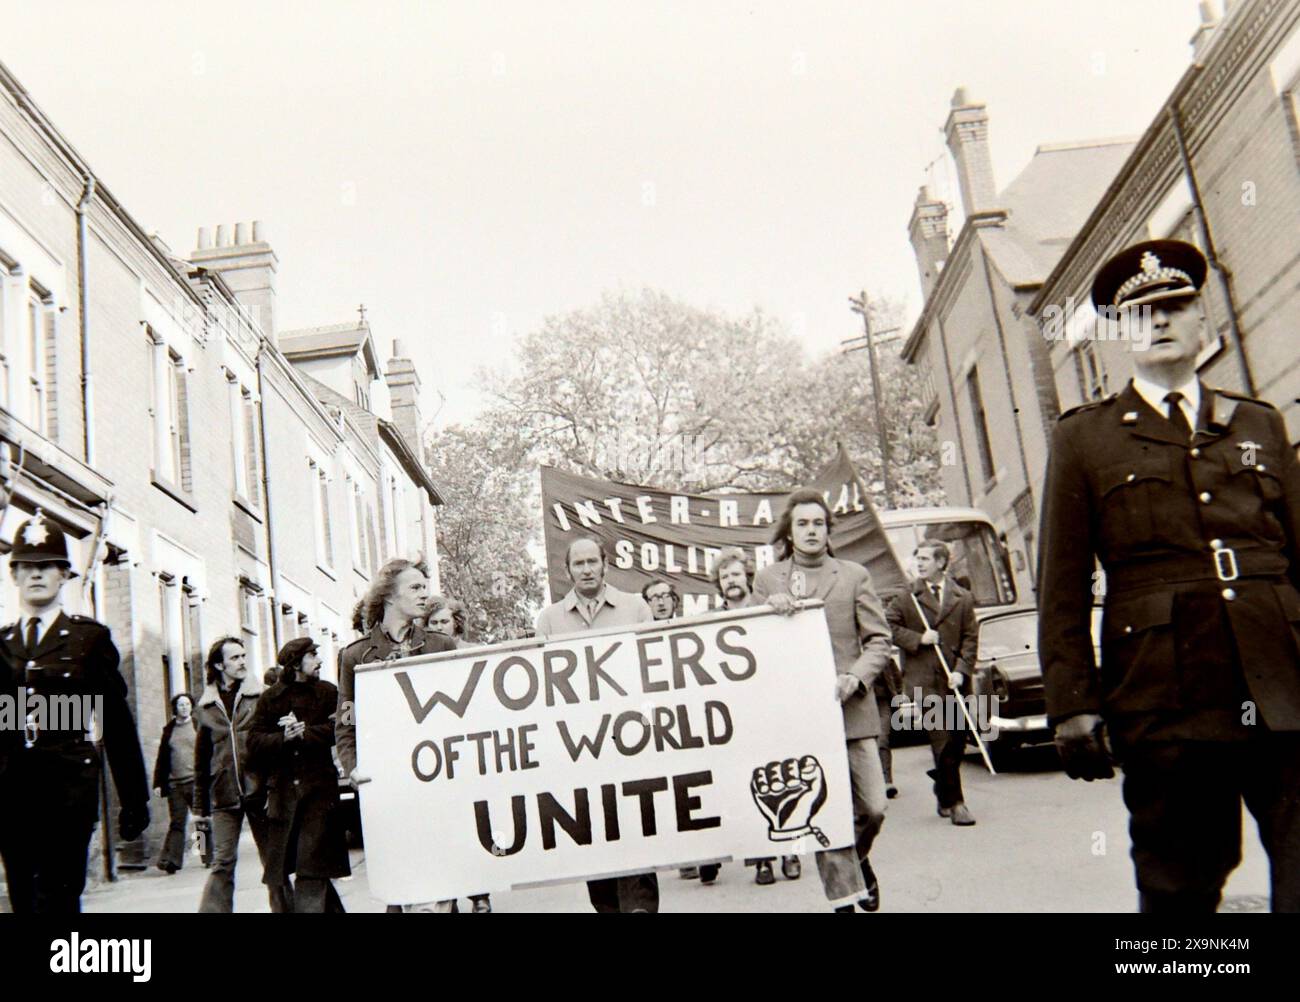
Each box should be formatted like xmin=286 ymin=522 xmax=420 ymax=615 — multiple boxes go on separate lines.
xmin=9 ymin=511 xmax=78 ymax=577
xmin=277 ymin=635 xmax=318 ymax=669
xmin=1090 ymin=239 xmax=1208 ymax=311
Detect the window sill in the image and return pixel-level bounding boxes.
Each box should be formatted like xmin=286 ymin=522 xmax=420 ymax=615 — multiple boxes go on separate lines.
xmin=232 ymin=493 xmax=263 ymax=522
xmin=352 ymin=564 xmax=371 ymax=583
xmin=316 ymin=562 xmax=337 ymax=582
xmin=152 ymin=475 xmax=197 ymax=513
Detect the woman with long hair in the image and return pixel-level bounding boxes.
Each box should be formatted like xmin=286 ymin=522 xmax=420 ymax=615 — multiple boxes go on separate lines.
xmin=152 ymin=693 xmax=198 ymax=875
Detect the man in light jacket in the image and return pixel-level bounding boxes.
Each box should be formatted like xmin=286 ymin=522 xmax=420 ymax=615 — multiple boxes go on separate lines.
xmin=752 ymin=488 xmax=893 ymax=913
xmin=193 ymin=637 xmax=291 ymax=912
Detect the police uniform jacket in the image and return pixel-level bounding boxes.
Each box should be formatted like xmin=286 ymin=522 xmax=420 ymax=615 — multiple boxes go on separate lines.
xmin=0 ymin=611 xmax=148 ymax=826
xmin=335 ymin=622 xmax=455 ymax=776
xmin=886 ymin=577 xmax=978 ymax=699
xmin=752 ymin=557 xmax=894 ymax=741
xmin=1037 ymin=381 xmax=1300 ymax=744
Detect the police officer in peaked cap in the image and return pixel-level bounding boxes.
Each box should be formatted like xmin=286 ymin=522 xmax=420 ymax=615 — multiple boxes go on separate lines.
xmin=0 ymin=511 xmax=149 ymax=913
xmin=1037 ymin=239 xmax=1300 ymax=913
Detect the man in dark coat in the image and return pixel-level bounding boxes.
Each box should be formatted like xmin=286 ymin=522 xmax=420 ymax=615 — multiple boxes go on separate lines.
xmin=250 ymin=637 xmax=347 ymax=912
xmin=1038 ymin=238 xmax=1300 ymax=912
xmin=0 ymin=512 xmax=148 ymax=913
xmin=886 ymin=541 xmax=979 ymax=825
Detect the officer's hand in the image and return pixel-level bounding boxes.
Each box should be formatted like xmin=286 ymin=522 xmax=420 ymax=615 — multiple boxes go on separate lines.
xmin=153 ymin=787 xmax=163 ymax=799
xmin=766 ymin=594 xmax=798 ymax=617
xmin=119 ymin=805 xmax=150 ymax=842
xmin=949 ymin=672 xmax=965 ymax=691
xmin=920 ymin=629 xmax=940 ymax=645
xmin=349 ymin=768 xmax=372 ymax=788
xmin=835 ymin=673 xmax=862 ymax=703
xmin=1053 ymin=713 xmax=1114 ymax=781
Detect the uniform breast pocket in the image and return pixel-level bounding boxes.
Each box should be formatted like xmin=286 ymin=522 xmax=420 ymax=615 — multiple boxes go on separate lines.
xmin=1228 ymin=457 xmax=1284 ymax=504
xmin=1098 ymin=458 xmax=1172 ymax=546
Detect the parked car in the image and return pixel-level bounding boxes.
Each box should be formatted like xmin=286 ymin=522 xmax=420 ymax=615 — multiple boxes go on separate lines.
xmin=969 ymin=605 xmax=1102 ymax=769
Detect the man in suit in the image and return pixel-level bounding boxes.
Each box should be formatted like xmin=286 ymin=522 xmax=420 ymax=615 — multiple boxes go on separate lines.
xmin=1038 ymin=238 xmax=1300 ymax=912
xmin=536 ymin=537 xmax=657 ymax=913
xmin=0 ymin=512 xmax=149 ymax=913
xmin=753 ymin=489 xmax=893 ymax=912
xmin=886 ymin=541 xmax=979 ymax=826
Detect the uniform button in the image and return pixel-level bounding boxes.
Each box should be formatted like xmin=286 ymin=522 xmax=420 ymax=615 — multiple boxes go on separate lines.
xmin=1124 ymin=625 xmax=1133 ymax=634
xmin=1190 ymin=448 xmax=1201 ymax=458
xmin=1126 ymin=473 xmax=1136 ymax=482
xmin=26 ymin=687 xmax=34 ymax=695
xmin=1199 ymin=492 xmax=1212 ymax=503
xmin=1222 ymin=588 xmax=1237 ymax=601
xmin=1210 ymin=539 xmax=1224 ymax=550
xmin=26 ymin=661 xmax=34 ymax=668
xmin=63 ymin=672 xmax=71 ymax=678
xmin=1258 ymin=464 xmax=1267 ymax=472
xmin=293 ymin=779 xmax=300 ymax=786
xmin=84 ymin=758 xmax=92 ymax=765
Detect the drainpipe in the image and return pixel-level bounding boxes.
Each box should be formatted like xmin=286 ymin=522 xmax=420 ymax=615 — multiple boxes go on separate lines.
xmin=1168 ymin=101 xmax=1254 ymax=395
xmin=254 ymin=345 xmax=282 ymax=654
xmin=77 ymin=174 xmax=96 ymax=466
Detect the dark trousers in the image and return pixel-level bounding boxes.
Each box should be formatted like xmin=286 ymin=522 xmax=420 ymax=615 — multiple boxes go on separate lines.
xmin=293 ymin=877 xmax=346 ymax=913
xmin=1121 ymin=732 xmax=1300 ymax=913
xmin=926 ymin=723 xmax=967 ymax=809
xmin=587 ymin=873 xmax=659 ymax=913
xmin=198 ymin=805 xmax=293 ymax=913
xmin=876 ymin=695 xmax=894 ymax=784
xmin=0 ymin=806 xmax=94 ymax=914
xmin=159 ymin=781 xmax=193 ymax=871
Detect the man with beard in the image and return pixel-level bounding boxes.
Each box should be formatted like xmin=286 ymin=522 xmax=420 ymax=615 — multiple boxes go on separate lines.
xmin=715 ymin=546 xmax=801 ymax=888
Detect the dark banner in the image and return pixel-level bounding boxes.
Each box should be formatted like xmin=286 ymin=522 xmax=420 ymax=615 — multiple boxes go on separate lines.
xmin=539 ymin=446 xmax=906 ymax=613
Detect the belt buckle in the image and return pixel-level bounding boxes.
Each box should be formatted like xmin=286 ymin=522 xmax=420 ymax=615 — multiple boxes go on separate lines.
xmin=1213 ymin=546 xmax=1239 ymax=582
xmin=24 ymin=713 xmax=38 ymax=749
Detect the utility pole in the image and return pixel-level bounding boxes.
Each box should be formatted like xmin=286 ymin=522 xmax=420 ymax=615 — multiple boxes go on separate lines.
xmin=844 ymin=291 xmax=900 ymax=508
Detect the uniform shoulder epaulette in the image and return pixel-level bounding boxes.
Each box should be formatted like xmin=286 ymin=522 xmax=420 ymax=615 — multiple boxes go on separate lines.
xmin=1058 ymin=393 xmax=1117 ymax=420
xmin=1214 ymin=387 xmax=1276 ymax=409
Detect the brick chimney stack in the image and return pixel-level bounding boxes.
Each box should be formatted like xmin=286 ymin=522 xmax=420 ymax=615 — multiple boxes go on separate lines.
xmin=944 ymin=87 xmax=997 ymax=217
xmin=190 ymin=220 xmax=279 ymax=342
xmin=908 ymin=186 xmax=950 ymax=300
xmin=385 ymin=338 xmax=424 ymax=455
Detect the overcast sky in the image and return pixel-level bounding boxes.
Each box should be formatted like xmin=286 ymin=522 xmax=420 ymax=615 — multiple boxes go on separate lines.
xmin=1 ymin=0 xmax=1201 ymax=426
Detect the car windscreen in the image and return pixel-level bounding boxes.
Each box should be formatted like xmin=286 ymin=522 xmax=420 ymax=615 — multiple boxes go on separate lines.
xmin=884 ymin=519 xmax=1017 ymax=608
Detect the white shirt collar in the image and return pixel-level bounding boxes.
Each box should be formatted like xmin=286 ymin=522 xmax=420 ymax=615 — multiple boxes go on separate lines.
xmin=18 ymin=605 xmax=63 ymax=643
xmin=1131 ymin=374 xmax=1200 ymax=428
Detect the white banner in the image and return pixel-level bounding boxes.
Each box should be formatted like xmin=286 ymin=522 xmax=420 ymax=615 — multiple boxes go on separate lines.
xmin=354 ymin=604 xmax=853 ymax=904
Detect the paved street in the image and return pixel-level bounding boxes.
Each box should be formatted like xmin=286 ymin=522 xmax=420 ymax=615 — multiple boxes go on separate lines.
xmin=83 ymin=743 xmax=1271 ymax=913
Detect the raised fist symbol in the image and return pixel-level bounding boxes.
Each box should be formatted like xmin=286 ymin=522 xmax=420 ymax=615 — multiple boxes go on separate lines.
xmin=750 ymin=755 xmax=830 ymax=847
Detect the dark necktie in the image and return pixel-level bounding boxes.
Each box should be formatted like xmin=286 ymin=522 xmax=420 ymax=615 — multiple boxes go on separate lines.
xmin=930 ymin=583 xmax=941 ymax=603
xmin=1164 ymin=391 xmax=1193 ymax=441
xmin=25 ymin=617 xmax=39 ymax=654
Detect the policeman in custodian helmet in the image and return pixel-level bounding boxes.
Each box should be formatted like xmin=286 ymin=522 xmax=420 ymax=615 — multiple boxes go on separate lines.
xmin=1037 ymin=238 xmax=1300 ymax=913
xmin=0 ymin=511 xmax=148 ymax=913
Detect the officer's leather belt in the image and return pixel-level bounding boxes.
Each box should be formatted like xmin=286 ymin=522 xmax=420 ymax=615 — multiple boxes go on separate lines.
xmin=1105 ymin=548 xmax=1290 ymax=594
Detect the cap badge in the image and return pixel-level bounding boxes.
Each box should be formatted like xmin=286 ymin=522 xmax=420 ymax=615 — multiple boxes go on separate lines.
xmin=1140 ymin=251 xmax=1161 ymax=274
xmin=22 ymin=515 xmax=50 ymax=546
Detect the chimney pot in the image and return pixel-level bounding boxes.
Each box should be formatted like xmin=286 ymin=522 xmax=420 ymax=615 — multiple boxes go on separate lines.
xmin=197 ymin=226 xmax=211 ymax=250
xmin=392 ymin=338 xmax=406 ymax=358
xmin=215 ymin=224 xmax=229 ymax=247
xmin=252 ymin=220 xmax=265 ymax=242
xmin=234 ymin=222 xmax=249 ymax=245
